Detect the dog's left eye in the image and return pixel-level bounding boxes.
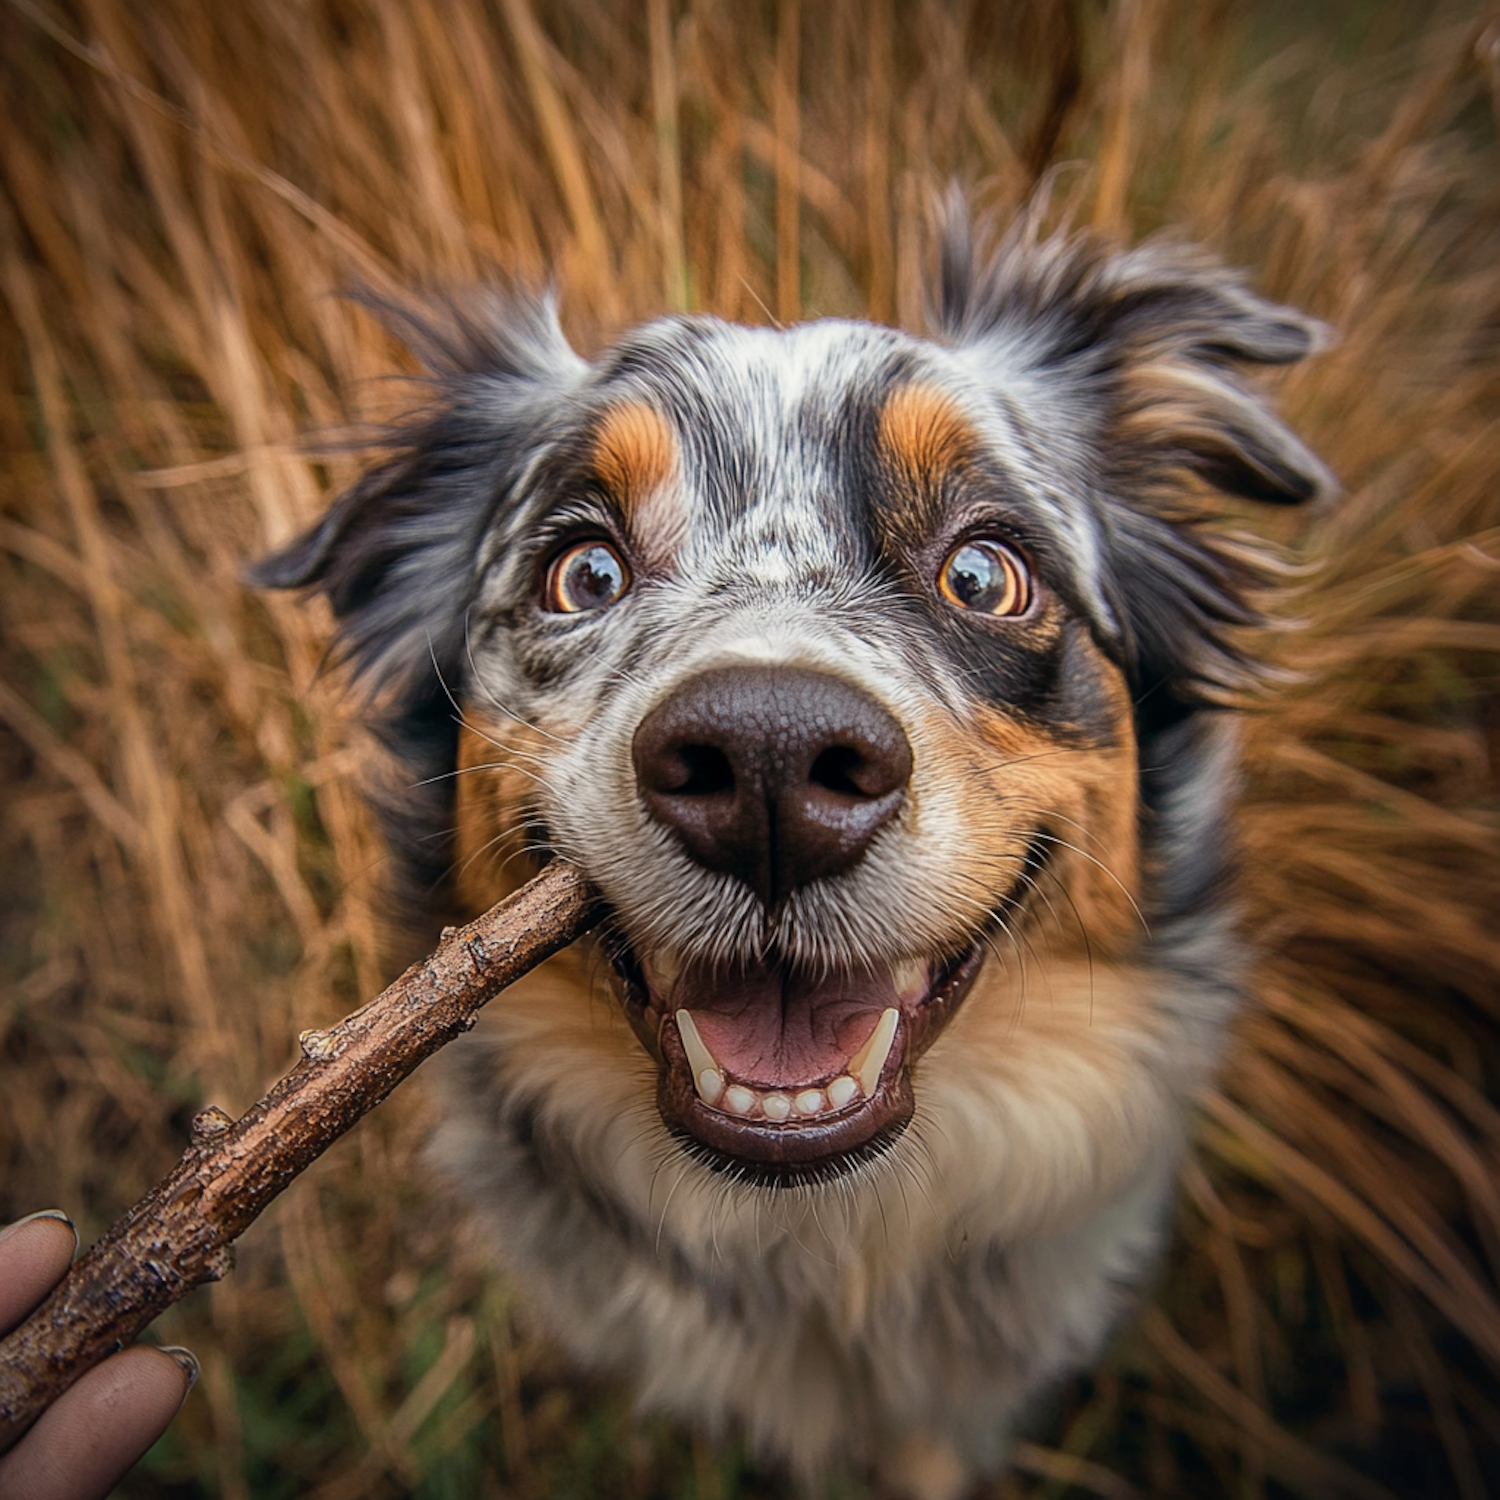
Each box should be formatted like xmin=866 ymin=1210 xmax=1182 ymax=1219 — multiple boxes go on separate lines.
xmin=544 ymin=541 xmax=630 ymax=613
xmin=937 ymin=539 xmax=1031 ymax=616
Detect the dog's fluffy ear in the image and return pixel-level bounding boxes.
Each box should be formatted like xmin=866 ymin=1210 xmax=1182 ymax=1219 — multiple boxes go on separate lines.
xmin=936 ymin=211 xmax=1333 ymax=507
xmin=937 ymin=208 xmax=1334 ymax=714
xmin=252 ymin=289 xmax=585 ymax=690
xmin=249 ymin=289 xmax=585 ymax=892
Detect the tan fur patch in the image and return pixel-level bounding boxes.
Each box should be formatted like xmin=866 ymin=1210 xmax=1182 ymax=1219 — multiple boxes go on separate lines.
xmin=590 ymin=402 xmax=677 ymax=513
xmin=918 ymin=641 xmax=1141 ymax=962
xmin=923 ymin=954 xmax=1179 ymax=1240
xmin=878 ymin=384 xmax=979 ymax=491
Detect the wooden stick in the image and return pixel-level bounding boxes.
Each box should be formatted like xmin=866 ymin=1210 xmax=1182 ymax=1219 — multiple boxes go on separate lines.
xmin=0 ymin=861 xmax=601 ymax=1452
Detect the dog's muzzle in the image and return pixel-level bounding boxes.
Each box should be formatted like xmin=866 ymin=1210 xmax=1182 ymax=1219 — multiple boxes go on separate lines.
xmin=594 ymin=665 xmax=992 ymax=1183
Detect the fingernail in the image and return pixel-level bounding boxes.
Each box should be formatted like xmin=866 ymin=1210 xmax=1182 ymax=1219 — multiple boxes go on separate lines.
xmin=0 ymin=1210 xmax=79 ymax=1255
xmin=157 ymin=1345 xmax=200 ymax=1391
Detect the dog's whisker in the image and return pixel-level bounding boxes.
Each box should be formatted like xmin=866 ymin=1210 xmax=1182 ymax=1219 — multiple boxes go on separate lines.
xmin=997 ymin=798 xmax=1122 ymax=862
xmin=449 ymin=717 xmax=514 ymax=756
xmin=440 ymin=816 xmax=558 ymax=892
xmin=1022 ymin=833 xmax=1150 ymax=935
xmin=462 ymin=610 xmax=566 ymax=744
xmin=999 ymin=916 xmax=1050 ymax=1011
xmin=409 ymin=756 xmax=549 ymax=791
xmin=423 ymin=628 xmax=467 ymax=724
xmin=1029 ymin=864 xmax=1099 ymax=1019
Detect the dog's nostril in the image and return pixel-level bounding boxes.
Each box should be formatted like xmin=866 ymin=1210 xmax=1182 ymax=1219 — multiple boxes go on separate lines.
xmin=808 ymin=746 xmax=870 ymax=798
xmin=674 ymin=745 xmax=735 ymax=796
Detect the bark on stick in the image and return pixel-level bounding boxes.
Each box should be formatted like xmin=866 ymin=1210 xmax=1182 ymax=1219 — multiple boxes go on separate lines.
xmin=0 ymin=861 xmax=601 ymax=1452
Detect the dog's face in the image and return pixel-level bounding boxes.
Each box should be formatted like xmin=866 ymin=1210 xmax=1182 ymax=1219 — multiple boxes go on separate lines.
xmin=451 ymin=318 xmax=1149 ymax=1180
xmin=257 ymin=225 xmax=1331 ymax=1191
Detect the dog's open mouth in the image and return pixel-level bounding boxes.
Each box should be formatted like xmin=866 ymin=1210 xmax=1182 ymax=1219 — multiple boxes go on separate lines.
xmin=601 ymin=932 xmax=987 ymax=1182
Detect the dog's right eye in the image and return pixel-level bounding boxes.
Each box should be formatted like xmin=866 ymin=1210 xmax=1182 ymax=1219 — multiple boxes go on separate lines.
xmin=544 ymin=540 xmax=630 ymax=614
xmin=937 ymin=539 xmax=1031 ymax=617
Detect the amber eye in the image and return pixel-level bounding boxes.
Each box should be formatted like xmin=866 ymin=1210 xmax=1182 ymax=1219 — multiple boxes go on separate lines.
xmin=544 ymin=541 xmax=629 ymax=613
xmin=937 ymin=539 xmax=1031 ymax=616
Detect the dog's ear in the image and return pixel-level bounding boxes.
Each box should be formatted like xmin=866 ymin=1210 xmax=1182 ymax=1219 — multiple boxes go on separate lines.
xmin=936 ymin=210 xmax=1334 ymax=715
xmin=249 ymin=289 xmax=585 ymax=893
xmin=936 ymin=213 xmax=1333 ymax=507
xmin=252 ymin=289 xmax=585 ymax=693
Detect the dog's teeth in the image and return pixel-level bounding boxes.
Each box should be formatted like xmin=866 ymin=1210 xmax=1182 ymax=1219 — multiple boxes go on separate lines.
xmin=891 ymin=958 xmax=927 ymax=1000
xmin=675 ymin=1009 xmax=719 ymax=1080
xmin=827 ymin=1075 xmax=858 ymax=1109
xmin=849 ymin=1007 xmax=899 ymax=1097
xmin=679 ymin=1006 xmax=882 ymax=1121
xmin=650 ymin=949 xmax=684 ymax=992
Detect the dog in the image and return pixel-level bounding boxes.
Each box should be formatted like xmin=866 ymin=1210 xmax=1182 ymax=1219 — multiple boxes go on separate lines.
xmin=253 ymin=210 xmax=1332 ymax=1500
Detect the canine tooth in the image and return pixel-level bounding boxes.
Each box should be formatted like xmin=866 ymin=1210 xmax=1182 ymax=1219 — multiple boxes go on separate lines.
xmin=794 ymin=1089 xmax=826 ymax=1117
xmin=650 ymin=949 xmax=683 ymax=991
xmin=827 ymin=1075 xmax=858 ymax=1109
xmin=891 ymin=958 xmax=927 ymax=1000
xmin=675 ymin=1010 xmax=719 ymax=1081
xmin=849 ymin=1008 xmax=899 ymax=1097
xmin=696 ymin=1068 xmax=725 ymax=1105
xmin=762 ymin=1093 xmax=792 ymax=1121
xmin=724 ymin=1085 xmax=755 ymax=1115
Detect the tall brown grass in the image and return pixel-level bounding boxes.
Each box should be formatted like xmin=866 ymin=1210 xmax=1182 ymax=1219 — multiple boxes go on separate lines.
xmin=1 ymin=2 xmax=1497 ymax=1496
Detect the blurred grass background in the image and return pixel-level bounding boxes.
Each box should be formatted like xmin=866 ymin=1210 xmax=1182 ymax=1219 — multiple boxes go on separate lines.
xmin=1 ymin=0 xmax=1498 ymax=1496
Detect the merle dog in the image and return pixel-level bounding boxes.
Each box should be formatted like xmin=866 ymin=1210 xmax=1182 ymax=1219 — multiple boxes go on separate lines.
xmin=256 ymin=211 xmax=1330 ymax=1498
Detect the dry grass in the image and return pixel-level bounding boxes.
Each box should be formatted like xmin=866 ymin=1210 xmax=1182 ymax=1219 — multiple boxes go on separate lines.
xmin=1 ymin=1 xmax=1497 ymax=1496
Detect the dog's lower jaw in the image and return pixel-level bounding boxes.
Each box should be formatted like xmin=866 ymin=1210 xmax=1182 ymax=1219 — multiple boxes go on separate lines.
xmin=429 ymin=945 xmax=1200 ymax=1497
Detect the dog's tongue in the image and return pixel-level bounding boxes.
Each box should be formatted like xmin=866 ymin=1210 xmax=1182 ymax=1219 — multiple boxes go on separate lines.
xmin=669 ymin=958 xmax=894 ymax=1089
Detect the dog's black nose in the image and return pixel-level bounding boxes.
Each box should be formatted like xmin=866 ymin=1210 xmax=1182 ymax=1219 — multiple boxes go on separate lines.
xmin=632 ymin=666 xmax=912 ymax=908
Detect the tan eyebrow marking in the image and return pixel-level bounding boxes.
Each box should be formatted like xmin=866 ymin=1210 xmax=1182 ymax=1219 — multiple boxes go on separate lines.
xmin=589 ymin=402 xmax=677 ymax=516
xmin=878 ymin=384 xmax=978 ymax=489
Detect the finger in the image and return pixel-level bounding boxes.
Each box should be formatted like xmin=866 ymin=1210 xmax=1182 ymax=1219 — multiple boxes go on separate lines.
xmin=0 ymin=1344 xmax=195 ymax=1500
xmin=0 ymin=1213 xmax=78 ymax=1333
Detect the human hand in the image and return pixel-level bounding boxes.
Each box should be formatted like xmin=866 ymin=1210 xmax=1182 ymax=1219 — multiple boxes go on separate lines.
xmin=0 ymin=1212 xmax=196 ymax=1500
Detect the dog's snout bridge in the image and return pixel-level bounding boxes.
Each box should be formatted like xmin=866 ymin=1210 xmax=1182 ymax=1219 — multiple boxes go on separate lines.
xmin=631 ymin=666 xmax=912 ymax=908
